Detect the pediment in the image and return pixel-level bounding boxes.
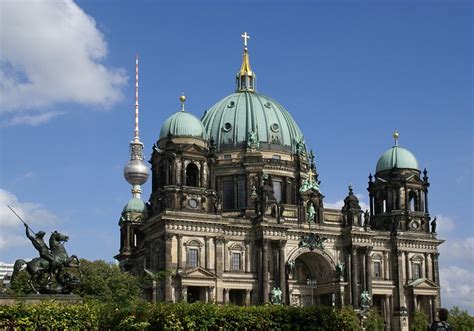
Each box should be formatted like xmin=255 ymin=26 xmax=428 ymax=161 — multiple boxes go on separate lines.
xmin=180 ymin=267 xmax=216 ymax=279
xmin=182 ymin=144 xmax=206 ymax=154
xmin=407 ymin=278 xmax=439 ymax=289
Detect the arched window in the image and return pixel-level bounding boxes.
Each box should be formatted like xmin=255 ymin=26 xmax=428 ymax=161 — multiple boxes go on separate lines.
xmin=186 ymin=163 xmax=199 ymax=187
xmin=372 ymin=254 xmax=383 ymax=279
xmin=410 ymin=255 xmax=424 ymax=280
xmin=185 ymin=240 xmax=203 ymax=268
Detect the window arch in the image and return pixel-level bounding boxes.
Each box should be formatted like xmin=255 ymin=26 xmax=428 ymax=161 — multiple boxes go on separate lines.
xmin=186 ymin=163 xmax=199 ymax=187
xmin=228 ymin=243 xmax=244 ymax=272
xmin=410 ymin=255 xmax=424 ymax=280
xmin=184 ymin=239 xmax=203 ymax=269
xmin=372 ymin=254 xmax=383 ymax=279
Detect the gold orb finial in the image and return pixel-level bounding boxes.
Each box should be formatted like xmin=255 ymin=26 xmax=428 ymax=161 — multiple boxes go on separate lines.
xmin=179 ymin=93 xmax=186 ymax=111
xmin=393 ymin=130 xmax=399 ymax=146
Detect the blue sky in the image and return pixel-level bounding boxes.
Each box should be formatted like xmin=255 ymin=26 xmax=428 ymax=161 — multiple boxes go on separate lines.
xmin=0 ymin=0 xmax=472 ymax=312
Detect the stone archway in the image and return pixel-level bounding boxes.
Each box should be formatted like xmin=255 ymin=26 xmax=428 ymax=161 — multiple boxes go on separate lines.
xmin=288 ymin=250 xmax=336 ymax=307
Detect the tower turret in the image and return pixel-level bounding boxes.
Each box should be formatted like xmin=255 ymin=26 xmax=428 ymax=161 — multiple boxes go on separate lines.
xmin=368 ymin=131 xmax=430 ymax=234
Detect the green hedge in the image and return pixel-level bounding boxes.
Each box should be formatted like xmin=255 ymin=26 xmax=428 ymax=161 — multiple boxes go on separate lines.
xmin=1 ymin=301 xmax=360 ymax=330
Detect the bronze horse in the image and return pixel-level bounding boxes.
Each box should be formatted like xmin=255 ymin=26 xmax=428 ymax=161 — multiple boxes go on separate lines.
xmin=11 ymin=231 xmax=80 ymax=293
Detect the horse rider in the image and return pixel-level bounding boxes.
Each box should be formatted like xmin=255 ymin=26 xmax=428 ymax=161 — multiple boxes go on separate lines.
xmin=25 ymin=224 xmax=56 ymax=275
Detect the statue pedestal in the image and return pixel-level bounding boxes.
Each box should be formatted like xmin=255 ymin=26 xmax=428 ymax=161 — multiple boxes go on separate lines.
xmin=0 ymin=293 xmax=83 ymax=305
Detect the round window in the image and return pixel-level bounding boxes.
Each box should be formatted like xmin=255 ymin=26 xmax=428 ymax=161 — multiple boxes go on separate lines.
xmin=264 ymin=101 xmax=272 ymax=108
xmin=270 ymin=123 xmax=280 ymax=132
xmin=223 ymin=122 xmax=232 ymax=132
xmin=227 ymin=101 xmax=235 ymax=108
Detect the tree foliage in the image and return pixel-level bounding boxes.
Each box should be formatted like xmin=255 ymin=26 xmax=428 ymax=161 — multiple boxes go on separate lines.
xmin=0 ymin=302 xmax=382 ymax=330
xmin=448 ymin=306 xmax=474 ymax=331
xmin=73 ymin=259 xmax=141 ymax=306
xmin=7 ymin=269 xmax=32 ymax=296
xmin=412 ymin=309 xmax=429 ymax=331
xmin=364 ymin=309 xmax=385 ymax=331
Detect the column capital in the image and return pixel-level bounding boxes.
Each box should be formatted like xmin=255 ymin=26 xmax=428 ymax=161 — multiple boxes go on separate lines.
xmin=276 ymin=239 xmax=287 ymax=248
xmin=215 ymin=236 xmax=226 ymax=245
xmin=364 ymin=246 xmax=374 ymax=255
xmin=164 ymin=232 xmax=174 ymax=241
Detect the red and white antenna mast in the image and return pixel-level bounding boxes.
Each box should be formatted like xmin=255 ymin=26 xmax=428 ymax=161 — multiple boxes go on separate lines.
xmin=134 ymin=54 xmax=140 ymax=142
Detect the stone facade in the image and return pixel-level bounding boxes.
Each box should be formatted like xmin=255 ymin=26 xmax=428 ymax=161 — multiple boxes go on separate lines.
xmin=115 ymin=43 xmax=443 ymax=331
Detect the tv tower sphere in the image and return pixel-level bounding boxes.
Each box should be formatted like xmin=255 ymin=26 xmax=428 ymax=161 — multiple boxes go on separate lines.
xmin=124 ymin=157 xmax=149 ymax=186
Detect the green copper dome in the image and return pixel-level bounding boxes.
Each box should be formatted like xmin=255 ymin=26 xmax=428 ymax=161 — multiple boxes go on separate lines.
xmin=376 ymin=145 xmax=420 ymax=173
xmin=159 ymin=110 xmax=207 ymax=140
xmin=201 ymin=91 xmax=304 ymax=152
xmin=122 ymin=197 xmax=147 ymax=213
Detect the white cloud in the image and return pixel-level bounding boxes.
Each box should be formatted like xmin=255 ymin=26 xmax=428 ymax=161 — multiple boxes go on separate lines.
xmin=0 ymin=189 xmax=58 ymax=249
xmin=3 ymin=111 xmax=64 ymax=127
xmin=0 ymin=0 xmax=126 ymax=124
xmin=440 ymin=236 xmax=474 ymax=265
xmin=440 ymin=266 xmax=474 ymax=313
xmin=435 ymin=214 xmax=456 ymax=236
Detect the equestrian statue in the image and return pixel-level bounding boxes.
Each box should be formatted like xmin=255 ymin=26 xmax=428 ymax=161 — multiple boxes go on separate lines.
xmin=9 ymin=205 xmax=81 ymax=294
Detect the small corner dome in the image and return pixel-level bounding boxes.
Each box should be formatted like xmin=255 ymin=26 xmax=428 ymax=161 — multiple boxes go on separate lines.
xmin=159 ymin=111 xmax=207 ymax=140
xmin=376 ymin=145 xmax=420 ymax=174
xmin=122 ymin=197 xmax=147 ymax=214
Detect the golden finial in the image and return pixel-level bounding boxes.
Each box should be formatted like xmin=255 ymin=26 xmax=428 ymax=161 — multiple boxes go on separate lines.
xmin=179 ymin=93 xmax=186 ymax=111
xmin=237 ymin=32 xmax=255 ymax=92
xmin=393 ymin=130 xmax=399 ymax=146
xmin=308 ymin=168 xmax=315 ymax=182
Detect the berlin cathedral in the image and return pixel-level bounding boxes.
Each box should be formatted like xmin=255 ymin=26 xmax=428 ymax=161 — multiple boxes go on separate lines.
xmin=115 ymin=33 xmax=443 ymax=330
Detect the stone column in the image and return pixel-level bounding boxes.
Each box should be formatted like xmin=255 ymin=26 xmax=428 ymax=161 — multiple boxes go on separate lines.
xmin=426 ymin=253 xmax=433 ymax=281
xmin=164 ymin=233 xmax=174 ymax=301
xmin=360 ymin=248 xmax=367 ymax=291
xmin=181 ymin=159 xmax=186 ymax=185
xmin=224 ymin=239 xmax=229 ymax=272
xmin=177 ymin=234 xmax=183 ymax=270
xmin=223 ymin=288 xmax=229 ymax=304
xmin=432 ymin=253 xmax=441 ymax=310
xmin=369 ymin=194 xmax=374 ymax=216
xmin=262 ymin=239 xmax=270 ymax=303
xmin=405 ymin=251 xmax=410 ymax=281
xmin=200 ymin=161 xmax=204 ymax=187
xmin=245 ymin=240 xmax=251 ymax=273
xmin=424 ymin=189 xmax=429 ymax=213
xmin=181 ymin=285 xmax=188 ymax=302
xmin=278 ymin=240 xmax=287 ymax=304
xmin=215 ymin=237 xmax=225 ymax=277
xmin=432 ymin=253 xmax=440 ymax=285
xmin=125 ymin=224 xmax=131 ymax=252
xmin=384 ymin=251 xmax=390 ymax=280
xmin=205 ymin=236 xmax=210 ymax=270
xmin=385 ymin=295 xmax=392 ymax=330
xmin=245 ymin=289 xmax=252 ymax=306
xmin=351 ymin=246 xmax=359 ymax=307
xmin=392 ymin=249 xmax=407 ymax=331
xmin=365 ymin=247 xmax=373 ymax=295
xmin=208 ymin=286 xmax=215 ymax=303
xmin=345 ymin=247 xmax=351 ymax=305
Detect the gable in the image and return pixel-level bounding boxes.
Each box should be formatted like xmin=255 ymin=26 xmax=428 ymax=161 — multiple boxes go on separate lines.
xmin=180 ymin=266 xmax=216 ymax=279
